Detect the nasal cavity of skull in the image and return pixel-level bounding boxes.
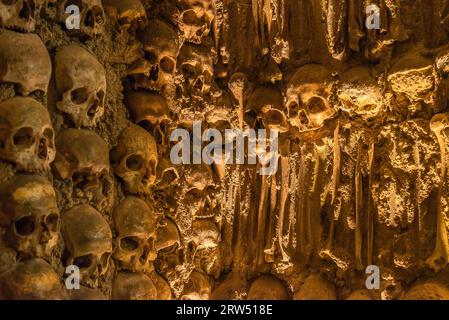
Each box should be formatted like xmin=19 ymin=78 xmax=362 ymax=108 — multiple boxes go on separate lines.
xmin=98 ymin=252 xmax=110 ymax=274
xmin=14 ymin=215 xmax=36 ymax=236
xmin=38 ymin=130 xmax=53 ymax=159
xmin=288 ymin=101 xmax=300 ymax=117
xmin=140 ymin=243 xmax=152 ymax=264
xmin=125 ymin=154 xmax=143 ymax=171
xmin=73 ymin=254 xmax=93 ymax=270
xmin=84 ymin=6 xmax=104 ymax=28
xmin=306 ymin=96 xmax=326 ymax=113
xmin=19 ymin=0 xmax=35 ymax=20
xmin=120 ymin=236 xmax=140 ymax=251
xmin=144 ymin=159 xmax=156 ymax=181
xmin=13 ymin=127 xmax=34 ymax=149
xmin=100 ymin=172 xmax=112 ymax=197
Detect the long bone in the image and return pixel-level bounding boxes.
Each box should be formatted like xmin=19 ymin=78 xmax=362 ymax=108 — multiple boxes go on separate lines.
xmin=426 ymin=113 xmax=449 ymax=272
xmin=355 ymin=141 xmax=364 ymax=270
xmin=276 ymin=155 xmax=291 ymax=262
xmin=367 ymin=140 xmax=375 ymax=266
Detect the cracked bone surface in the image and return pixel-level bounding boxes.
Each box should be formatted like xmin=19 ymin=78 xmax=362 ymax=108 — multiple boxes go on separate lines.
xmin=3 ymin=0 xmax=449 ymax=301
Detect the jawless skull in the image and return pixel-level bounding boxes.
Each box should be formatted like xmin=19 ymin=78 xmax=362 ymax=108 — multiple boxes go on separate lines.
xmin=125 ymin=90 xmax=172 ymax=148
xmin=175 ymin=0 xmax=214 ymax=44
xmin=114 ymin=196 xmax=157 ymax=273
xmin=103 ymin=0 xmax=146 ymax=30
xmin=112 ymin=271 xmax=157 ymax=300
xmin=0 ymin=258 xmax=65 ymax=300
xmin=246 ymin=86 xmax=289 ymax=132
xmin=180 ymin=271 xmax=212 ymax=300
xmin=155 ymin=218 xmax=183 ymax=275
xmin=0 ymin=30 xmax=51 ymax=95
xmin=0 ymin=97 xmax=56 ymax=172
xmin=0 ymin=0 xmax=40 ymax=32
xmin=61 ymin=204 xmax=113 ymax=288
xmin=57 ymin=0 xmax=105 ymax=37
xmin=130 ymin=19 xmax=179 ymax=92
xmin=111 ymin=124 xmax=158 ymax=195
xmin=0 ymin=174 xmax=59 ymax=258
xmin=55 ymin=44 xmax=107 ymax=128
xmin=54 ymin=128 xmax=112 ymax=210
xmin=286 ymin=64 xmax=335 ymax=133
xmin=178 ymin=43 xmax=213 ymax=98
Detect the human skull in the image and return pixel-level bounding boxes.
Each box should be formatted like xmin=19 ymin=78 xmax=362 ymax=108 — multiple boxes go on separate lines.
xmin=0 ymin=0 xmax=40 ymax=32
xmin=111 ymin=124 xmax=158 ymax=195
xmin=286 ymin=64 xmax=335 ymax=133
xmin=184 ymin=164 xmax=215 ymax=218
xmin=54 ymin=129 xmax=112 ymax=210
xmin=57 ymin=0 xmax=105 ymax=37
xmin=0 ymin=258 xmax=65 ymax=300
xmin=61 ymin=204 xmax=113 ymax=288
xmin=401 ymin=280 xmax=449 ymax=300
xmin=388 ymin=49 xmax=434 ymax=112
xmin=178 ymin=43 xmax=213 ymax=98
xmin=0 ymin=174 xmax=59 ymax=258
xmin=155 ymin=218 xmax=183 ymax=274
xmin=0 ymin=30 xmax=51 ymax=95
xmin=189 ymin=219 xmax=220 ymax=276
xmin=293 ymin=274 xmax=337 ymax=300
xmin=68 ymin=286 xmax=107 ymax=300
xmin=337 ymin=66 xmax=384 ymax=122
xmin=103 ymin=0 xmax=146 ymax=30
xmin=113 ymin=196 xmax=157 ymax=273
xmin=246 ymin=86 xmax=289 ymax=132
xmin=112 ymin=271 xmax=157 ymax=300
xmin=130 ymin=19 xmax=179 ymax=91
xmin=125 ymin=90 xmax=172 ymax=149
xmin=0 ymin=97 xmax=55 ymax=172
xmin=247 ymin=275 xmax=290 ymax=300
xmin=39 ymin=0 xmax=57 ymax=20
xmin=180 ymin=271 xmax=212 ymax=300
xmin=175 ymin=0 xmax=214 ymax=44
xmin=155 ymin=157 xmax=180 ymax=190
xmin=150 ymin=271 xmax=173 ymax=300
xmin=55 ymin=44 xmax=106 ymax=128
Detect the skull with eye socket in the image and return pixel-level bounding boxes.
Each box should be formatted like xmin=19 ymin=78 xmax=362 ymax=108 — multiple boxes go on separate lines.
xmin=154 ymin=218 xmax=183 ymax=276
xmin=0 ymin=174 xmax=60 ymax=259
xmin=0 ymin=0 xmax=40 ymax=32
xmin=54 ymin=129 xmax=112 ymax=211
xmin=0 ymin=97 xmax=56 ymax=173
xmin=286 ymin=64 xmax=336 ymax=135
xmin=111 ymin=124 xmax=158 ymax=195
xmin=183 ymin=164 xmax=215 ymax=219
xmin=61 ymin=204 xmax=113 ymax=288
xmin=178 ymin=43 xmax=214 ymax=98
xmin=129 ymin=19 xmax=179 ymax=92
xmin=57 ymin=0 xmax=105 ymax=38
xmin=55 ymin=44 xmax=107 ymax=128
xmin=113 ymin=196 xmax=157 ymax=273
xmin=175 ymin=0 xmax=214 ymax=44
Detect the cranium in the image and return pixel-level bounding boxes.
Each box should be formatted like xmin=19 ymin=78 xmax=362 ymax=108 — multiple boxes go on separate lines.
xmin=57 ymin=0 xmax=105 ymax=37
xmin=150 ymin=271 xmax=173 ymax=300
xmin=388 ymin=49 xmax=434 ymax=111
xmin=103 ymin=0 xmax=146 ymax=30
xmin=113 ymin=196 xmax=157 ymax=273
xmin=68 ymin=286 xmax=107 ymax=300
xmin=175 ymin=0 xmax=214 ymax=44
xmin=246 ymin=86 xmax=289 ymax=132
xmin=286 ymin=64 xmax=335 ymax=133
xmin=178 ymin=43 xmax=213 ymax=98
xmin=211 ymin=273 xmax=247 ymax=300
xmin=39 ymin=0 xmax=58 ymax=20
xmin=155 ymin=157 xmax=180 ymax=190
xmin=130 ymin=19 xmax=179 ymax=91
xmin=337 ymin=66 xmax=384 ymax=122
xmin=125 ymin=90 xmax=172 ymax=148
xmin=189 ymin=219 xmax=220 ymax=276
xmin=184 ymin=164 xmax=215 ymax=218
xmin=0 ymin=97 xmax=55 ymax=172
xmin=401 ymin=280 xmax=449 ymax=300
xmin=0 ymin=30 xmax=51 ymax=95
xmin=155 ymin=218 xmax=183 ymax=274
xmin=180 ymin=271 xmax=212 ymax=300
xmin=0 ymin=258 xmax=65 ymax=300
xmin=293 ymin=274 xmax=336 ymax=300
xmin=111 ymin=124 xmax=158 ymax=195
xmin=0 ymin=174 xmax=59 ymax=258
xmin=54 ymin=129 xmax=111 ymax=210
xmin=55 ymin=44 xmax=107 ymax=128
xmin=346 ymin=289 xmax=373 ymax=300
xmin=0 ymin=0 xmax=40 ymax=32
xmin=61 ymin=204 xmax=113 ymax=288
xmin=247 ymin=275 xmax=290 ymax=300
xmin=112 ymin=271 xmax=157 ymax=300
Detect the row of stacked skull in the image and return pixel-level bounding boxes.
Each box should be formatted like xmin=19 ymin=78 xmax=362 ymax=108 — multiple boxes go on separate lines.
xmin=1 ymin=0 xmax=449 ymax=300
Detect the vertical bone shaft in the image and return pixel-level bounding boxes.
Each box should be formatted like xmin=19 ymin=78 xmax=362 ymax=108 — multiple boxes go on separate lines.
xmin=355 ymin=142 xmax=364 ymax=270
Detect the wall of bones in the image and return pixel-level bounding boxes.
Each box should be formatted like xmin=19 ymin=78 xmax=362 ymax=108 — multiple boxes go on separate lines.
xmin=2 ymin=0 xmax=449 ymax=300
